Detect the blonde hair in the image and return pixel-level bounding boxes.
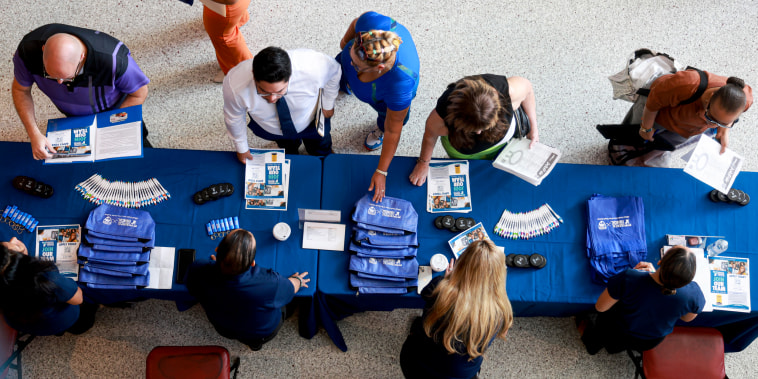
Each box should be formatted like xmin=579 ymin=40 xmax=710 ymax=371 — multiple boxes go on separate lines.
xmin=352 ymin=30 xmax=403 ymax=66
xmin=423 ymin=240 xmax=513 ymax=359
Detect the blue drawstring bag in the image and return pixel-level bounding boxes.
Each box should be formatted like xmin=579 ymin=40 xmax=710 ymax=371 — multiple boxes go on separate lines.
xmin=78 ymin=245 xmax=151 ymax=263
xmin=79 ymin=268 xmax=149 ymax=287
xmin=349 ymin=254 xmax=418 ymax=280
xmin=353 ymin=227 xmax=418 ymax=247
xmin=352 ymin=194 xmax=418 ymax=234
xmin=350 ymin=273 xmax=417 ymax=288
xmin=84 ymin=283 xmax=139 ymax=290
xmin=80 ymin=261 xmax=149 ymax=276
xmin=357 ymin=287 xmax=410 ymax=294
xmin=353 ymin=271 xmax=408 ymax=282
xmin=87 ymin=243 xmax=150 ymax=253
xmin=84 ymin=232 xmax=155 ymax=248
xmin=586 ymin=194 xmax=648 ymax=284
xmin=349 ymin=242 xmax=417 ymax=259
xmin=85 ymin=204 xmax=155 ymax=241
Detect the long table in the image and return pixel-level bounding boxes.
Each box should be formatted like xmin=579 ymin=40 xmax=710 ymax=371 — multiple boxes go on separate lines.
xmin=318 ymin=154 xmax=758 ymax=352
xmin=0 ymin=142 xmax=320 ymax=316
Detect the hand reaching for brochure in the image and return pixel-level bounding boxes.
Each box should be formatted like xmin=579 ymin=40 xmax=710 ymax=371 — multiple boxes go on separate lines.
xmin=31 ymin=133 xmax=54 ymax=160
xmin=369 ymin=172 xmax=386 ymax=202
xmin=445 ymin=258 xmax=455 ymax=276
xmin=409 ymin=161 xmax=429 ymax=186
xmin=236 ymin=151 xmax=254 ymax=164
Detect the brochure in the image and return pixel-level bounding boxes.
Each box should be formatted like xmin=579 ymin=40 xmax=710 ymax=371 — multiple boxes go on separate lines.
xmin=663 ymin=246 xmax=750 ymax=313
xmin=35 ymin=224 xmax=81 ymax=280
xmin=683 ymin=135 xmax=743 ymax=194
xmin=492 ymin=138 xmax=561 ymax=186
xmin=427 ymin=160 xmax=472 ymax=213
xmin=244 ymin=149 xmax=286 ymax=199
xmin=45 ymin=105 xmax=144 ymax=164
xmin=246 ymin=158 xmax=290 ymax=211
xmin=448 ymin=222 xmax=489 ymax=258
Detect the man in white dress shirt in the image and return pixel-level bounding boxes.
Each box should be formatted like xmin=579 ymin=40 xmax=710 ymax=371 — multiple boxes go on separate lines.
xmin=223 ymin=46 xmax=341 ymax=162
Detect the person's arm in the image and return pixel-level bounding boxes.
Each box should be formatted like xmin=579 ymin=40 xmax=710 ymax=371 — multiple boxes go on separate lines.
xmin=409 ymin=110 xmax=447 ymax=186
xmin=594 ymin=288 xmax=619 ymax=312
xmin=222 ymin=77 xmax=253 ymax=163
xmin=12 ymin=78 xmax=54 ymax=159
xmin=680 ymin=312 xmax=698 ymax=322
xmin=320 ymin=53 xmax=342 ymax=119
xmin=639 ymin=106 xmax=658 ymax=141
xmin=288 ymin=271 xmax=310 ymax=293
xmin=66 ymin=287 xmax=84 ymax=305
xmin=507 ymin=76 xmax=539 ymax=147
xmin=119 ymin=84 xmax=148 ymax=108
xmin=340 ymin=17 xmax=359 ymax=49
xmin=715 ymin=127 xmax=729 ymax=154
xmin=370 ymin=107 xmax=408 ymax=202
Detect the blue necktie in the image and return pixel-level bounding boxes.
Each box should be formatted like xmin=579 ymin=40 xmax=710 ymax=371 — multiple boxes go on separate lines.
xmin=275 ymin=97 xmax=297 ymax=136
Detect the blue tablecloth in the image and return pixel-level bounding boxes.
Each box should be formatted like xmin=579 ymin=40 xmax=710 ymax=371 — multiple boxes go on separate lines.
xmin=318 ymin=154 xmax=758 ymax=352
xmin=0 ymin=142 xmax=319 ymax=306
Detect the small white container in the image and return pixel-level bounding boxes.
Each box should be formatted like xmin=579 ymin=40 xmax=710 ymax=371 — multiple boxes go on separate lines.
xmin=430 ymin=254 xmax=448 ymax=272
xmin=273 ymin=222 xmax=291 ymax=241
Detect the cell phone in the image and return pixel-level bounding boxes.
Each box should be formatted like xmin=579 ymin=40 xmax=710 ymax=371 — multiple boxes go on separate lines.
xmin=175 ymin=248 xmax=196 ymax=284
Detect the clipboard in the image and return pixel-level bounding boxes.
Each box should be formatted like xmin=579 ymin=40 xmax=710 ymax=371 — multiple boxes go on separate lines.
xmin=315 ymin=88 xmax=325 ymax=137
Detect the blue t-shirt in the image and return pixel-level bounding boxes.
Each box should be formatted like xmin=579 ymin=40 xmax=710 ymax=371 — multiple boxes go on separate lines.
xmin=607 ymin=269 xmax=705 ymax=340
xmin=3 ymin=269 xmax=80 ymax=336
xmin=185 ymin=260 xmax=295 ymax=340
xmin=339 ymin=11 xmax=420 ymax=111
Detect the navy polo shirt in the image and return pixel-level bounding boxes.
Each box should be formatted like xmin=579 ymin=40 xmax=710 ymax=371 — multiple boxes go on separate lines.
xmin=186 ymin=260 xmax=295 ymax=340
xmin=3 ymin=268 xmax=80 ymax=336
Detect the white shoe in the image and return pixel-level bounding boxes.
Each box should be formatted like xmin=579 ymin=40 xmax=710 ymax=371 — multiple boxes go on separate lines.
xmin=364 ymin=128 xmax=384 ymax=151
xmin=212 ymin=71 xmax=225 ymax=83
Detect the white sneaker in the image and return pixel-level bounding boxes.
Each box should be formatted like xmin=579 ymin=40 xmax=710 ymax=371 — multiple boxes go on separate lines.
xmin=364 ymin=128 xmax=384 ymax=151
xmin=212 ymin=70 xmax=225 ymax=83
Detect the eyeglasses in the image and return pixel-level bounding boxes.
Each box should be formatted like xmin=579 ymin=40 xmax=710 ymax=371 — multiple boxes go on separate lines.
xmin=255 ymin=82 xmax=288 ymax=99
xmin=705 ymin=103 xmax=739 ymax=129
xmin=43 ymin=57 xmax=84 ymax=84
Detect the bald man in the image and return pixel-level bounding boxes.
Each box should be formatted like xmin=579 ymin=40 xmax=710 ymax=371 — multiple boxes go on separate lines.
xmin=12 ymin=24 xmax=151 ymax=160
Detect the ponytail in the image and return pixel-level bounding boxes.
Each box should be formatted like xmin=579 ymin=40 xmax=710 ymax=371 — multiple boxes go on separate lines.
xmin=712 ymin=76 xmax=748 ymax=112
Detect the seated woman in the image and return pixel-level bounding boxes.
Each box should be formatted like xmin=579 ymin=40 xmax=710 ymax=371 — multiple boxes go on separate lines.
xmin=399 ymin=240 xmax=513 ymax=378
xmin=409 ymin=74 xmax=539 ymax=186
xmin=0 ymin=237 xmax=96 ymax=336
xmin=185 ymin=229 xmax=309 ymax=351
xmin=580 ymin=245 xmax=705 ymax=354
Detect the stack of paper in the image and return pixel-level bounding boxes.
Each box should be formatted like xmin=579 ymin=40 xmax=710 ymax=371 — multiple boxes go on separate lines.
xmin=35 ymin=225 xmax=82 ymax=280
xmin=426 ymin=160 xmax=472 ymax=213
xmin=244 ymin=149 xmax=290 ymax=211
xmin=492 ymin=138 xmax=561 ymax=186
xmin=683 ymin=135 xmax=743 ymax=194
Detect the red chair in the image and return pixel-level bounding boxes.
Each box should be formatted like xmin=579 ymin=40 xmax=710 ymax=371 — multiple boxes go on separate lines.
xmin=628 ymin=326 xmax=726 ymax=379
xmin=1 ymin=317 xmax=35 ymax=379
xmin=146 ymin=346 xmax=240 ymax=379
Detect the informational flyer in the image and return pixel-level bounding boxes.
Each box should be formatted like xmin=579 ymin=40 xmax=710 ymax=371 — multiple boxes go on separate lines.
xmin=246 ymin=159 xmax=290 ymax=211
xmin=427 ymin=160 xmax=472 ymax=213
xmin=492 ymin=138 xmax=561 ymax=186
xmin=448 ymin=222 xmax=489 ymax=258
xmin=35 ymin=224 xmax=81 ymax=280
xmin=684 ymin=135 xmax=743 ymax=194
xmin=244 ymin=148 xmax=286 ymax=200
xmin=705 ymin=256 xmax=750 ymax=313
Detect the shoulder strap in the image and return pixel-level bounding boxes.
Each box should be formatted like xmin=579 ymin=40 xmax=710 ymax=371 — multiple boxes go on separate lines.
xmin=678 ymin=67 xmax=708 ymax=106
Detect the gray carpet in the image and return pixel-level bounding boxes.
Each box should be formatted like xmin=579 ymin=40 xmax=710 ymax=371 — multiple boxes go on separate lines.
xmin=1 ymin=1 xmax=757 ymax=377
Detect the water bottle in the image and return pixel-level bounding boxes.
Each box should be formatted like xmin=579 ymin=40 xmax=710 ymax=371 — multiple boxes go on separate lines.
xmin=706 ymin=239 xmax=728 ymax=257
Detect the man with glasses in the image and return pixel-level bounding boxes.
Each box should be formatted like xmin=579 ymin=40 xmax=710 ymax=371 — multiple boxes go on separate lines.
xmin=634 ymin=69 xmax=752 ymax=154
xmin=223 ymin=46 xmax=340 ymax=161
xmin=12 ymin=24 xmax=151 ymax=160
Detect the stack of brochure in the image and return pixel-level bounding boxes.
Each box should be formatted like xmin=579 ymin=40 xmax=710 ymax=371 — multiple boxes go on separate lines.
xmin=35 ymin=225 xmax=82 ymax=280
xmin=244 ymin=149 xmax=290 ymax=211
xmin=492 ymin=138 xmax=561 ymax=186
xmin=426 ymin=160 xmax=472 ymax=213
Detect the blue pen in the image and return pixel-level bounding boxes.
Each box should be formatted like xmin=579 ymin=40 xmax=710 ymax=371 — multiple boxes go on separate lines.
xmin=233 ymin=216 xmax=240 ymax=229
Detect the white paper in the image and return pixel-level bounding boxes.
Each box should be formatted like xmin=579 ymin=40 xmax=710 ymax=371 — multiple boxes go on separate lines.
xmin=684 ymin=135 xmax=743 ymax=194
xmin=302 ymin=222 xmax=346 ymax=251
xmin=302 ymin=209 xmax=341 ymax=223
xmin=492 ymin=138 xmax=561 ymax=186
xmin=94 ymin=121 xmax=142 ymax=161
xmin=147 ymin=246 xmax=176 ymax=289
xmin=417 ymin=266 xmax=432 ymax=294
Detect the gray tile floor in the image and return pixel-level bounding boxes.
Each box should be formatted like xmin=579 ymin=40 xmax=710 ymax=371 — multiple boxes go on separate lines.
xmin=1 ymin=1 xmax=757 ymax=377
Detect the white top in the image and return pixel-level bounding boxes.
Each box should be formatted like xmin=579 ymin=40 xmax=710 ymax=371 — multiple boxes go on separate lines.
xmin=223 ymin=49 xmax=342 ymax=153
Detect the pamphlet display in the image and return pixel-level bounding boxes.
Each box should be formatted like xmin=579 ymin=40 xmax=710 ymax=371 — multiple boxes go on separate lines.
xmin=45 ymin=105 xmax=144 ymax=164
xmin=426 ymin=160 xmax=472 ymax=213
xmin=244 ymin=148 xmax=290 ymax=211
xmin=35 ymin=224 xmax=82 ymax=280
xmin=492 ymin=138 xmax=561 ymax=186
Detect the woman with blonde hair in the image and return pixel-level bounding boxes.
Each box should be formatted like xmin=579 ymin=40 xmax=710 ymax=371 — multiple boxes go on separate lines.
xmin=410 ymin=74 xmax=539 ymax=186
xmin=400 ymin=240 xmax=513 ymax=378
xmin=337 ymin=11 xmax=420 ymax=202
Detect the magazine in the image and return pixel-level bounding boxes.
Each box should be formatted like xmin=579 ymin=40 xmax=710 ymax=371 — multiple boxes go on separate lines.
xmin=492 ymin=138 xmax=561 ymax=186
xmin=45 ymin=105 xmax=144 ymax=164
xmin=427 ymin=160 xmax=472 ymax=213
xmin=35 ymin=224 xmax=81 ymax=280
xmin=448 ymin=222 xmax=489 ymax=258
xmin=246 ymin=158 xmax=290 ymax=211
xmin=683 ymin=135 xmax=743 ymax=194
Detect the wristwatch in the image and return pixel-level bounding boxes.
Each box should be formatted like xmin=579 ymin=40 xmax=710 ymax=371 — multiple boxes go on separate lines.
xmin=640 ymin=127 xmax=653 ymax=133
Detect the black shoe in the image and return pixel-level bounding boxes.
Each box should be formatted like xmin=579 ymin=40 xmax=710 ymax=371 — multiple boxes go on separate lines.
xmin=247 ymin=341 xmax=263 ymax=351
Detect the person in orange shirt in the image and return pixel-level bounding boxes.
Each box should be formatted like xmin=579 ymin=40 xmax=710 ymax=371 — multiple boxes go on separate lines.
xmin=203 ymin=0 xmax=254 ymax=83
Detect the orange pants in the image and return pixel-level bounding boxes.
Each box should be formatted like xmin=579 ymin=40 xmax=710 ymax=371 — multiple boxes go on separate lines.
xmin=203 ymin=0 xmax=253 ymax=74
